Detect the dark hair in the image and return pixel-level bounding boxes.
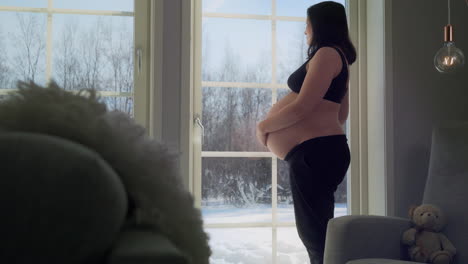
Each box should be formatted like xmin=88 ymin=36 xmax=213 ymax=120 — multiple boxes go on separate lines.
xmin=307 ymin=1 xmax=356 ymax=64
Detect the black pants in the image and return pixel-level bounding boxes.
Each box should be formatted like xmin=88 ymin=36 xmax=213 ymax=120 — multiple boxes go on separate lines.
xmin=284 ymin=135 xmax=350 ymax=264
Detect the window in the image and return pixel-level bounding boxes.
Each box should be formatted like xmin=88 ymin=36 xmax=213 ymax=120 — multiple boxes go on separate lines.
xmin=0 ymin=0 xmax=150 ymax=124
xmin=193 ymin=0 xmax=350 ymax=263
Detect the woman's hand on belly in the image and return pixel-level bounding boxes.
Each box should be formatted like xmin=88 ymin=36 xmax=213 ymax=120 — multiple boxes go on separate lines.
xmin=265 ymin=127 xmax=297 ymax=159
xmin=256 ymin=121 xmax=268 ymax=146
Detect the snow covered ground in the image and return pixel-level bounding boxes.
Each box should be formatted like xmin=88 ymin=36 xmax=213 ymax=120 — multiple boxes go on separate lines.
xmin=202 ymin=203 xmax=347 ymax=264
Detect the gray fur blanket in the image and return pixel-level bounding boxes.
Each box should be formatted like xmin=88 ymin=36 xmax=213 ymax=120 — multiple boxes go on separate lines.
xmin=0 ymin=81 xmax=211 ymax=264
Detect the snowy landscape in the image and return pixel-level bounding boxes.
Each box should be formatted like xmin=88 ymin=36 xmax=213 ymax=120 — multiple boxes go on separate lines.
xmin=203 ymin=203 xmax=347 ymax=264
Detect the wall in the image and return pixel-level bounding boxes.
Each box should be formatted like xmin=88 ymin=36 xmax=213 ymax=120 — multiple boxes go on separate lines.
xmin=390 ymin=0 xmax=468 ymax=217
xmin=161 ymin=0 xmax=182 ymax=154
xmin=154 ymin=0 xmax=192 ymax=190
xmin=157 ymin=0 xmax=193 ymax=190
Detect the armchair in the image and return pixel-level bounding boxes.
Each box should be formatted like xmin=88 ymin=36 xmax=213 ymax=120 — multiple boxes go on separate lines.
xmin=324 ymin=121 xmax=468 ymax=264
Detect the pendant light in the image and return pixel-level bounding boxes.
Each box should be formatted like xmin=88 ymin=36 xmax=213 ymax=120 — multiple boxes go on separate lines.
xmin=434 ymin=0 xmax=465 ymax=73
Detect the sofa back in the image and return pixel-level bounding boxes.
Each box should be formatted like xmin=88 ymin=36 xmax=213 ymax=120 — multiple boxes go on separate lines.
xmin=0 ymin=133 xmax=128 ymax=264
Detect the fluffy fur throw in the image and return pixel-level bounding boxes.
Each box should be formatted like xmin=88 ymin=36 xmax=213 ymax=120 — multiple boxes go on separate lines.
xmin=0 ymin=81 xmax=211 ymax=264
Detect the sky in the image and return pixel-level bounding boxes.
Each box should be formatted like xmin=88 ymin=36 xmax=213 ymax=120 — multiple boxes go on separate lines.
xmin=0 ymin=0 xmax=347 ymax=86
xmin=203 ymin=0 xmax=346 ymax=17
xmin=202 ymin=0 xmax=346 ymax=83
xmin=0 ymin=0 xmax=133 ymax=87
xmin=0 ymin=0 xmax=132 ymax=11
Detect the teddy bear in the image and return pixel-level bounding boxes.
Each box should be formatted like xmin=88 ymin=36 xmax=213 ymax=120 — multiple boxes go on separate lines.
xmin=401 ymin=204 xmax=456 ymax=264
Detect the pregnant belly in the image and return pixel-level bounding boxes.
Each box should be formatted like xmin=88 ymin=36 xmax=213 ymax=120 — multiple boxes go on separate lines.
xmin=266 ymin=128 xmax=300 ymax=160
xmin=266 ymin=119 xmax=344 ymax=160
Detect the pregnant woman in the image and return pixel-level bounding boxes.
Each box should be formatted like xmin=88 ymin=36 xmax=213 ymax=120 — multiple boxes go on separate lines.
xmin=256 ymin=2 xmax=356 ymax=263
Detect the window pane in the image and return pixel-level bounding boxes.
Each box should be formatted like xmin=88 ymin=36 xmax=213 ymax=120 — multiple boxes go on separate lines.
xmin=203 ymin=0 xmax=271 ymax=15
xmin=0 ymin=33 xmax=11 ymax=89
xmin=53 ymin=0 xmax=133 ymax=12
xmin=0 ymin=0 xmax=47 ymax=8
xmin=0 ymin=12 xmax=46 ymax=88
xmin=277 ymin=159 xmax=294 ymax=223
xmin=202 ymin=157 xmax=272 ymax=224
xmin=335 ymin=174 xmax=348 ymax=217
xmin=207 ymin=228 xmax=272 ymax=264
xmin=277 ymin=88 xmax=290 ymax=101
xmin=52 ymin=14 xmax=134 ymax=92
xmin=277 ymin=0 xmax=346 ymax=17
xmin=277 ymin=227 xmax=309 ymax=263
xmin=277 ymin=21 xmax=308 ymax=84
xmin=202 ymin=87 xmax=271 ymax=152
xmin=202 ymin=18 xmax=271 ymax=83
xmin=101 ymin=96 xmax=134 ymax=117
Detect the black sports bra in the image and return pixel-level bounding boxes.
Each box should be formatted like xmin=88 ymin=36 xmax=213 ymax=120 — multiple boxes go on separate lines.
xmin=287 ymin=46 xmax=348 ymax=104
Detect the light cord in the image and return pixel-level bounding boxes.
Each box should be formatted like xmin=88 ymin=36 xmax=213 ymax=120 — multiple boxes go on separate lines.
xmin=448 ymin=0 xmax=451 ymax=24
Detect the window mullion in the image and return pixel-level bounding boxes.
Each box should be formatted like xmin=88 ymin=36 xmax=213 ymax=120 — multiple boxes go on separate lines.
xmin=202 ymin=12 xmax=305 ymax=23
xmin=201 ymin=151 xmax=274 ymax=158
xmin=45 ymin=0 xmax=53 ymax=84
xmin=272 ymin=226 xmax=278 ymax=263
xmin=49 ymin=9 xmax=133 ymax=16
xmin=133 ymin=0 xmax=151 ymax=130
xmin=272 ymin=157 xmax=278 ymax=221
xmin=202 ymin=81 xmax=288 ymax=89
xmin=271 ymin=1 xmax=278 ymax=263
xmin=0 ymin=7 xmax=133 ymax=17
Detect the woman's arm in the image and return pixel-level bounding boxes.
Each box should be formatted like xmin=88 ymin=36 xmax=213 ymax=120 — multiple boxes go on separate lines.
xmin=257 ymin=93 xmax=296 ymax=146
xmin=259 ymin=47 xmax=342 ymax=133
xmin=266 ymin=92 xmax=297 ymax=118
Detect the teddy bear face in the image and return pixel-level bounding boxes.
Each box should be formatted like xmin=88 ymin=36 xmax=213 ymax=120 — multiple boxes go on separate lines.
xmin=411 ymin=204 xmax=446 ymax=232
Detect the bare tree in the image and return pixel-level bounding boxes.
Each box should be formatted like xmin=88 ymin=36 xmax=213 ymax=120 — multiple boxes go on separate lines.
xmin=202 ymin=40 xmax=241 ymax=151
xmin=235 ymin=50 xmax=271 ymax=151
xmin=202 ymin=36 xmax=274 ymax=206
xmin=54 ymin=17 xmax=134 ymax=115
xmin=201 ymin=22 xmax=212 ymax=81
xmin=0 ymin=28 xmax=12 ymax=88
xmin=277 ymin=23 xmax=308 ymax=84
xmin=77 ymin=18 xmax=106 ymax=90
xmin=11 ymin=13 xmax=46 ymax=83
xmin=202 ymin=158 xmax=271 ymax=207
xmin=200 ymin=21 xmax=349 ymax=208
xmin=102 ymin=20 xmax=133 ymax=114
xmin=55 ymin=21 xmax=80 ymax=90
xmin=219 ymin=40 xmax=241 ymax=82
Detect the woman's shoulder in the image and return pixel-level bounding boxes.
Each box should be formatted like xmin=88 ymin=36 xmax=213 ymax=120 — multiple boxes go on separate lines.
xmin=313 ymin=46 xmax=342 ymax=61
xmin=306 ymin=46 xmax=342 ymax=72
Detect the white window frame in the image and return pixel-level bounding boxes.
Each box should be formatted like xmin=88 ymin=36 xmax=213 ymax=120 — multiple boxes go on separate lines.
xmin=191 ymin=0 xmax=365 ymax=211
xmin=365 ymin=0 xmax=393 ymax=216
xmin=0 ymin=0 xmax=152 ymax=129
xmin=345 ymin=0 xmax=391 ymax=216
xmin=192 ymin=1 xmax=309 ymax=227
xmin=347 ymin=0 xmax=369 ymax=215
xmin=184 ymin=0 xmax=373 ymax=261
